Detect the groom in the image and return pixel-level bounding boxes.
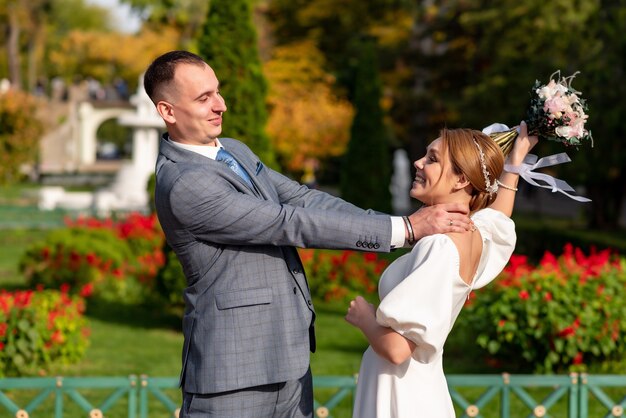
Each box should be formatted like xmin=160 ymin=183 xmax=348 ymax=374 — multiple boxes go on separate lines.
xmin=143 ymin=50 xmax=471 ymax=418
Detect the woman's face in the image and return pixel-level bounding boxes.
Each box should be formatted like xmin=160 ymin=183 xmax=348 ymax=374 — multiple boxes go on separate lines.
xmin=410 ymin=138 xmax=458 ymax=205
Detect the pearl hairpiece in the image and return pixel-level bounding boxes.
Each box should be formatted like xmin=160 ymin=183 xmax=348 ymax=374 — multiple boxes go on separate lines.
xmin=472 ymin=138 xmax=498 ymax=196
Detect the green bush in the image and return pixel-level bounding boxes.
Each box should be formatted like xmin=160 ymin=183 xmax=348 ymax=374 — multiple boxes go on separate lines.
xmin=299 ymin=249 xmax=389 ymax=304
xmin=20 ymin=227 xmax=131 ymax=296
xmin=0 ymin=289 xmax=89 ymax=377
xmin=155 ymin=245 xmax=186 ymax=310
xmin=458 ymin=244 xmax=626 ymax=373
xmin=20 ymin=213 xmax=165 ymax=304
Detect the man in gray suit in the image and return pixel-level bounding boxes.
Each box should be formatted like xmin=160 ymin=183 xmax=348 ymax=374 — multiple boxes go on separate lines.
xmin=143 ymin=50 xmax=471 ymax=418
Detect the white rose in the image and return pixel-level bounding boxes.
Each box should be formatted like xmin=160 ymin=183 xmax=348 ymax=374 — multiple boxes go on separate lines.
xmin=537 ymin=86 xmax=551 ymax=100
xmin=555 ymin=126 xmax=571 ymax=138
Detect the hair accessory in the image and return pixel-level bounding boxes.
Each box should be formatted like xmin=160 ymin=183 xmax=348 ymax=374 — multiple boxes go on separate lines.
xmin=472 ymin=138 xmax=498 ymax=196
xmin=496 ymin=180 xmax=518 ymax=192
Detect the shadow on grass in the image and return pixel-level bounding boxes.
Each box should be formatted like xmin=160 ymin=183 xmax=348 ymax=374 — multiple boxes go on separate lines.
xmin=85 ymin=297 xmax=182 ymax=331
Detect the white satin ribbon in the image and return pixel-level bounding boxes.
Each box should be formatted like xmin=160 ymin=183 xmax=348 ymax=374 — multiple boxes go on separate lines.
xmin=482 ymin=122 xmax=519 ymax=135
xmin=504 ymin=154 xmax=591 ymax=202
xmin=482 ymin=122 xmax=591 ymax=202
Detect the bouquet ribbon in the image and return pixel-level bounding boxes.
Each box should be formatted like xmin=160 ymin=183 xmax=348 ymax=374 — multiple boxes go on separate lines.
xmin=482 ymin=123 xmax=591 ymax=202
xmin=505 ymin=154 xmax=590 ymax=202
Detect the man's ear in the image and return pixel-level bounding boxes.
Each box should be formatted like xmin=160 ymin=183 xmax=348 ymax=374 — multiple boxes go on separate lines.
xmin=455 ymin=173 xmax=471 ymax=191
xmin=156 ymin=100 xmax=175 ymax=124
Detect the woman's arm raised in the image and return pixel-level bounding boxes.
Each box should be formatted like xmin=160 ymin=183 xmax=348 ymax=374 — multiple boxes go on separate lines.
xmin=489 ymin=121 xmax=538 ymax=217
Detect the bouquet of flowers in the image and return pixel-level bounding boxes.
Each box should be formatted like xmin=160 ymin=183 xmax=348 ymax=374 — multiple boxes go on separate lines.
xmin=490 ymin=71 xmax=593 ymax=156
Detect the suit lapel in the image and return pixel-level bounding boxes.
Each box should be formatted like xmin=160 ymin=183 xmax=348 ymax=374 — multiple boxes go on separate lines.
xmin=220 ymin=138 xmax=275 ymax=201
xmin=159 ymin=136 xmax=263 ymax=197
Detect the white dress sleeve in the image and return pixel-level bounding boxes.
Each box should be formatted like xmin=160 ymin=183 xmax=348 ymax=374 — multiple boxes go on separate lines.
xmin=375 ymin=235 xmax=458 ymax=363
xmin=470 ymin=208 xmax=516 ymax=289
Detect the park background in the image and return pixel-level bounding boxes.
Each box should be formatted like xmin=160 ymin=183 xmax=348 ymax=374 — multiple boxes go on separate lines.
xmin=1 ymin=0 xmax=626 ymax=417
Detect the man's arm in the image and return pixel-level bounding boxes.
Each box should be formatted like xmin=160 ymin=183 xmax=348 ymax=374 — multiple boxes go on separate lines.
xmin=269 ymin=167 xmax=473 ymax=246
xmin=166 ymin=168 xmax=393 ymax=251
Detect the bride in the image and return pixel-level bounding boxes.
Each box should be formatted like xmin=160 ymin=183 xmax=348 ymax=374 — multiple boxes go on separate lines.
xmin=345 ymin=122 xmax=537 ymax=417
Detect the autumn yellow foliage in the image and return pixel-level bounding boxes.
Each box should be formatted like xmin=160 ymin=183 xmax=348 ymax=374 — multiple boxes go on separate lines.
xmin=0 ymin=89 xmax=44 ymax=183
xmin=49 ymin=27 xmax=180 ymax=89
xmin=264 ymin=41 xmax=354 ymax=174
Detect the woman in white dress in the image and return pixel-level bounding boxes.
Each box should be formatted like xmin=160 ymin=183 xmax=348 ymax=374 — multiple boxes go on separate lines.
xmin=345 ymin=123 xmax=537 ymax=418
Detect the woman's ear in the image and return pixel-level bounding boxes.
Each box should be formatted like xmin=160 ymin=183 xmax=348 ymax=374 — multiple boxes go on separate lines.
xmin=454 ymin=173 xmax=471 ymax=191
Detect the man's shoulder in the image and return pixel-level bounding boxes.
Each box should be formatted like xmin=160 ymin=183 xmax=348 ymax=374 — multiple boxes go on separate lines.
xmin=220 ymin=137 xmax=256 ymax=156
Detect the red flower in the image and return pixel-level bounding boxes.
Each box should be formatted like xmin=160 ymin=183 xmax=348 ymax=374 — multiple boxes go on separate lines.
xmin=572 ymin=352 xmax=583 ymax=365
xmin=50 ymin=330 xmax=64 ymax=344
xmin=364 ymin=253 xmax=377 ymax=263
xmin=543 ymin=292 xmax=553 ymax=301
xmin=85 ymin=253 xmax=98 ymax=266
xmin=505 ymin=254 xmax=530 ymax=277
xmin=519 ymin=290 xmax=530 ymax=300
xmin=79 ymin=283 xmax=94 ymax=298
xmin=0 ymin=341 xmax=4 ymax=351
xmin=558 ymin=326 xmax=575 ymax=338
xmin=60 ymin=283 xmax=70 ymax=294
xmin=498 ymin=319 xmax=506 ymax=328
xmin=539 ymin=251 xmax=559 ymax=270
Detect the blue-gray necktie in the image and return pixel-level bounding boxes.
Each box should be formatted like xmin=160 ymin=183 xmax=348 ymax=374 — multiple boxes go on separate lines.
xmin=216 ymin=148 xmax=253 ymax=188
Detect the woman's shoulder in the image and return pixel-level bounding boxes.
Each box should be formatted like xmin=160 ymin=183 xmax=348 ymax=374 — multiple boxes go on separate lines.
xmin=471 ymin=207 xmax=514 ymax=224
xmin=411 ymin=233 xmax=459 ymax=262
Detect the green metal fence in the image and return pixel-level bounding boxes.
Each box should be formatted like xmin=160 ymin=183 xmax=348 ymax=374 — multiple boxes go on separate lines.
xmin=1 ymin=374 xmax=626 ymax=418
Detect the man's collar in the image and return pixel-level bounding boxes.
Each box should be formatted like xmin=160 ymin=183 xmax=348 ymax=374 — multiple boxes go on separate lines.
xmin=166 ymin=135 xmax=223 ymax=160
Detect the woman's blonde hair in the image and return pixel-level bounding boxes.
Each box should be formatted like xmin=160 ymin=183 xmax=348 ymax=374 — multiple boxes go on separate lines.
xmin=439 ymin=128 xmax=505 ymax=211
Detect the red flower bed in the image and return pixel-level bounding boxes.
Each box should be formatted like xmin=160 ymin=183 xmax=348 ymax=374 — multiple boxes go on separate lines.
xmin=20 ymin=212 xmax=165 ymax=304
xmin=459 ymin=244 xmax=625 ymax=373
xmin=298 ymin=249 xmax=389 ymax=303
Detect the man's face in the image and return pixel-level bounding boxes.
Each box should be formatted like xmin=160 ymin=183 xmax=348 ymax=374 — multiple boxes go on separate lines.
xmin=158 ymin=62 xmax=227 ymax=145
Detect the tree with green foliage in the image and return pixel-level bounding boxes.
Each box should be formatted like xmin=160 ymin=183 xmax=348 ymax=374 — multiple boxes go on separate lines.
xmin=119 ymin=0 xmax=208 ymax=49
xmin=409 ymin=0 xmax=624 ymax=229
xmin=340 ymin=39 xmax=392 ymax=213
xmin=573 ymin=1 xmax=626 ymax=229
xmin=197 ymin=0 xmax=276 ymax=166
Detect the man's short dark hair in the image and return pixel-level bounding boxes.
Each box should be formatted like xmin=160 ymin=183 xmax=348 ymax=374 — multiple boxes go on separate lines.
xmin=143 ymin=50 xmax=206 ymax=102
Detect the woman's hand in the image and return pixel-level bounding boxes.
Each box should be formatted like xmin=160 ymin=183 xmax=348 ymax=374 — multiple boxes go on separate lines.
xmin=508 ymin=121 xmax=539 ymax=166
xmin=345 ymin=295 xmax=417 ymax=365
xmin=345 ymin=296 xmax=376 ymax=330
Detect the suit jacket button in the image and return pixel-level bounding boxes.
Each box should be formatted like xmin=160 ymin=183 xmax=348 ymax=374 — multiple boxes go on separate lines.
xmin=356 ymin=241 xmax=362 ymax=247
xmin=292 ymin=268 xmax=300 ymax=274
xmin=374 ymin=243 xmax=380 ymax=249
xmin=307 ymin=300 xmax=312 ymax=306
xmin=367 ymin=243 xmax=374 ymax=249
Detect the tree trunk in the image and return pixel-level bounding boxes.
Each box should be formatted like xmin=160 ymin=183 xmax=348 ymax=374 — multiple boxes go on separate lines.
xmin=7 ymin=3 xmax=22 ymax=89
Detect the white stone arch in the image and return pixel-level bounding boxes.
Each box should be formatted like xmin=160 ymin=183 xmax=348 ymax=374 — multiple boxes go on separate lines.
xmin=76 ymin=102 xmax=134 ymax=166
